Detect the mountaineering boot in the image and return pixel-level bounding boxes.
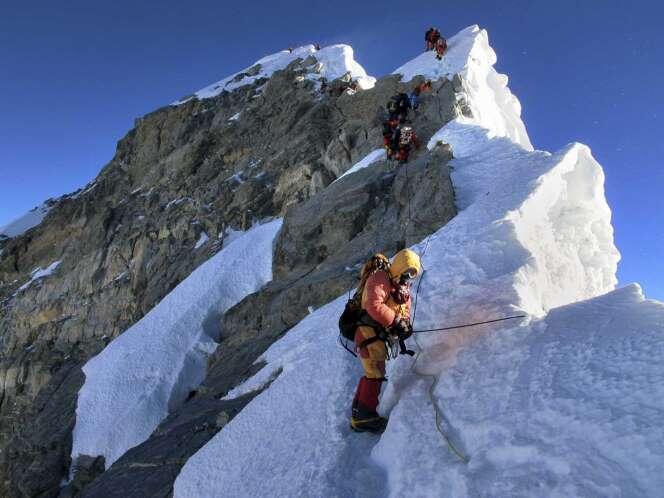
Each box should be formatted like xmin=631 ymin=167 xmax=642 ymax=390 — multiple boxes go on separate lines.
xmin=350 ymin=406 xmax=388 ymax=434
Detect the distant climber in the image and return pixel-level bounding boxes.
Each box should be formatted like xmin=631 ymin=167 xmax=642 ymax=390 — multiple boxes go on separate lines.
xmin=387 ymin=92 xmax=412 ymax=122
xmin=435 ymin=36 xmax=448 ymax=60
xmin=314 ymin=43 xmax=321 ymax=51
xmin=382 ymin=117 xmax=399 ymax=155
xmin=408 ymin=80 xmax=432 ymax=109
xmin=392 ymin=124 xmax=420 ymax=163
xmin=383 ymin=121 xmax=421 ymax=163
xmin=425 ymin=27 xmax=441 ymax=51
xmin=348 ymin=250 xmax=421 ymax=433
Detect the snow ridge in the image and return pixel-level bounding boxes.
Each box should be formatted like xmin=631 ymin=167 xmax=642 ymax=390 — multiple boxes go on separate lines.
xmin=395 ymin=25 xmax=532 ymax=151
xmin=71 ymin=219 xmax=282 ymax=468
xmin=428 ymin=119 xmax=618 ymax=316
xmin=173 ymin=44 xmax=375 ymax=105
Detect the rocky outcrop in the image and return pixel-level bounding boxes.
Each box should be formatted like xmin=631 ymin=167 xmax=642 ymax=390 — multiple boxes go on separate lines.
xmin=0 ymin=52 xmax=459 ymax=497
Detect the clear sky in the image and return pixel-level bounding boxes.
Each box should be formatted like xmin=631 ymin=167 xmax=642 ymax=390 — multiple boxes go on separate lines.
xmin=1 ymin=0 xmax=662 ymax=299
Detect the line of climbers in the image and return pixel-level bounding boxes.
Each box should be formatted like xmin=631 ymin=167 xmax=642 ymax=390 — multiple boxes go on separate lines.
xmin=381 ymin=27 xmax=447 ymax=164
xmin=338 ymin=27 xmax=449 ymax=434
xmin=425 ymin=26 xmax=447 ymax=60
xmin=382 ymin=82 xmax=429 ymax=163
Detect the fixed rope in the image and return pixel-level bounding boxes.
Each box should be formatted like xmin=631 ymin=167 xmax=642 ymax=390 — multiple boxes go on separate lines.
xmin=413 ymin=315 xmax=527 ymax=334
xmin=401 ymin=161 xmax=470 ymax=463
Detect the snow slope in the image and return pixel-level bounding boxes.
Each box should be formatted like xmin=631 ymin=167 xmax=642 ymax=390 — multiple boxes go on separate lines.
xmin=171 ymin=25 xmax=657 ymax=498
xmin=394 ymin=25 xmax=532 ymax=151
xmin=71 ymin=219 xmax=282 ymax=468
xmin=173 ymin=44 xmax=375 ymax=104
xmin=0 ymin=202 xmax=51 ymax=239
xmin=174 ymin=287 xmax=664 ymax=498
xmin=373 ymin=284 xmax=664 ymax=498
xmin=334 ymin=148 xmax=386 ymax=182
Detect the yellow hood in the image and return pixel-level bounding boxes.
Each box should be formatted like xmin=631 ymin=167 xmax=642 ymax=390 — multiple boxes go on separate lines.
xmin=390 ymin=249 xmax=422 ymax=279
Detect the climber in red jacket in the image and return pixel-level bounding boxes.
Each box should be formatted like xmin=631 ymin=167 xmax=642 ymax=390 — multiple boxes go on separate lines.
xmin=425 ymin=27 xmax=441 ymax=51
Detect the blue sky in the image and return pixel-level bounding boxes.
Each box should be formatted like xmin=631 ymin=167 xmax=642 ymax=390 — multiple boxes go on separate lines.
xmin=1 ymin=0 xmax=662 ymax=299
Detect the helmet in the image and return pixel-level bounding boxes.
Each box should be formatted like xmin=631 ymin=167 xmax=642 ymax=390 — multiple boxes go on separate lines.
xmin=390 ymin=249 xmax=421 ymax=280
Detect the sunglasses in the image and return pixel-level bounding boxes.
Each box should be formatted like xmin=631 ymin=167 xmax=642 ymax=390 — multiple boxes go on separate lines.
xmin=399 ymin=269 xmax=418 ymax=283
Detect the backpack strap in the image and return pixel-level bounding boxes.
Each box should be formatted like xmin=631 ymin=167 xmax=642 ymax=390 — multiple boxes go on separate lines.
xmin=357 ymin=335 xmax=381 ymax=350
xmin=355 ymin=310 xmax=388 ymax=351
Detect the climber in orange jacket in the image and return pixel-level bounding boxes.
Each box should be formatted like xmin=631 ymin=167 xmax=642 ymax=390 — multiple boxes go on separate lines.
xmin=351 ymin=249 xmax=422 ymax=433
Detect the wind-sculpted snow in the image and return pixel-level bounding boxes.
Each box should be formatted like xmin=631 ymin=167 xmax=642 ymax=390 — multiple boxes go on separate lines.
xmin=379 ymin=284 xmax=664 ymax=497
xmin=394 ymin=25 xmax=532 ymax=151
xmin=427 ymin=118 xmax=618 ymax=315
xmin=173 ymin=44 xmax=375 ymax=104
xmin=71 ymin=219 xmax=282 ymax=468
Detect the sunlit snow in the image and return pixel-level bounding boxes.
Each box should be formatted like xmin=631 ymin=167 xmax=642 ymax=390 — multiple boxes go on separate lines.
xmin=71 ymin=219 xmax=282 ymax=468
xmin=173 ymin=44 xmax=375 ymax=105
xmin=394 ymin=25 xmax=532 ymax=151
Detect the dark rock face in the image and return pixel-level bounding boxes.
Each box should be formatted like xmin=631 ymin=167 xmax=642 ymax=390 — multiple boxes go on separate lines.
xmin=2 ymin=358 xmax=84 ymax=498
xmin=0 ymin=53 xmax=460 ymax=497
xmin=72 ymin=389 xmax=269 ymax=498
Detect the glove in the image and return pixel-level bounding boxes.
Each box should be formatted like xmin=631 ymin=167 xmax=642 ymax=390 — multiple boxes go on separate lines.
xmin=391 ymin=317 xmax=413 ymax=340
xmin=392 ymin=318 xmax=415 ymax=356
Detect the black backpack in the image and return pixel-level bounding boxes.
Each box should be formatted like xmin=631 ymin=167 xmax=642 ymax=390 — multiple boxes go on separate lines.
xmin=396 ymin=93 xmax=410 ymax=109
xmin=339 ymin=297 xmax=364 ymax=341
